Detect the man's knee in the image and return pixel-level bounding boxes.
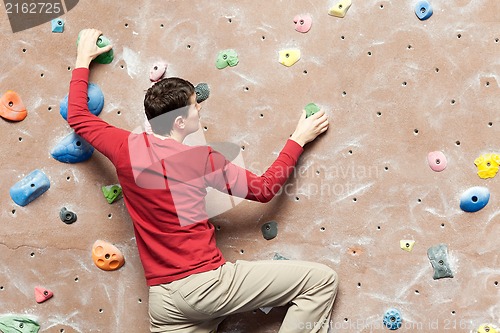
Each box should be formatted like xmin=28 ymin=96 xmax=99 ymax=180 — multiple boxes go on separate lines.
xmin=318 ymin=265 xmax=339 ymax=295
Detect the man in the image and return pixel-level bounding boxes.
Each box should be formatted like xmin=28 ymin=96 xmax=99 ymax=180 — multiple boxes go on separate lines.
xmin=69 ymin=28 xmax=338 ymax=333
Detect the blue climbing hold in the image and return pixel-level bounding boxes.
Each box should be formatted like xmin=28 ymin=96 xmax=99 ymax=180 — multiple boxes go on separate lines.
xmin=51 ymin=18 xmax=64 ymax=33
xmin=383 ymin=308 xmax=402 ymax=330
xmin=460 ymin=186 xmax=490 ymax=213
xmin=10 ymin=169 xmax=50 ymax=207
xmin=59 ymin=83 xmax=104 ymax=120
xmin=415 ymin=0 xmax=433 ymax=20
xmin=51 ymin=132 xmax=94 ymax=163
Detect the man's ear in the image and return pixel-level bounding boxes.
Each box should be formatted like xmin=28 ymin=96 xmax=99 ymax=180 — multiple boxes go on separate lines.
xmin=173 ymin=115 xmax=185 ymax=130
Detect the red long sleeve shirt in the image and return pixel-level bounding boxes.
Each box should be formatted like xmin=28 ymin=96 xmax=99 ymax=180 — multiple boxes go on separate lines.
xmin=67 ymin=68 xmax=303 ymax=286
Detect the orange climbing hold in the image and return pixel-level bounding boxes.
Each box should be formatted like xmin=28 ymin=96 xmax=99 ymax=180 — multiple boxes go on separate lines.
xmin=34 ymin=286 xmax=53 ymax=303
xmin=92 ymin=240 xmax=125 ymax=271
xmin=0 ymin=90 xmax=27 ymax=121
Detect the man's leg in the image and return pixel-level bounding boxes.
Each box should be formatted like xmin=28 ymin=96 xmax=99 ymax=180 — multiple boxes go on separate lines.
xmin=213 ymin=260 xmax=339 ymax=333
xmin=149 ymin=260 xmax=338 ymax=333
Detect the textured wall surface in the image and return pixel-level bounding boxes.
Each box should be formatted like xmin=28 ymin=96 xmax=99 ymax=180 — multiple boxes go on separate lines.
xmin=0 ymin=0 xmax=499 ymax=332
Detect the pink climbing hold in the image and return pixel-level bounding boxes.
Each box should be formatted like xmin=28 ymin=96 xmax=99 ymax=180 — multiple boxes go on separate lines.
xmin=293 ymin=14 xmax=312 ymax=33
xmin=149 ymin=62 xmax=167 ymax=82
xmin=427 ymin=151 xmax=447 ymax=172
xmin=34 ymin=286 xmax=53 ymax=303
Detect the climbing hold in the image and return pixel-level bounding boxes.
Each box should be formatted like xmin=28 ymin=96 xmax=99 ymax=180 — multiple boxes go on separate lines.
xmin=0 ymin=315 xmax=40 ymax=333
xmin=427 ymin=151 xmax=447 ymax=172
xmin=400 ymin=240 xmax=415 ymax=252
xmin=427 ymin=244 xmax=454 ymax=279
xmin=51 ymin=132 xmax=94 ymax=163
xmin=328 ymin=0 xmax=352 ymax=18
xmin=77 ymin=32 xmax=114 ymax=64
xmin=195 ymin=83 xmax=210 ymax=103
xmin=101 ymin=184 xmax=122 ymax=204
xmin=34 ymin=286 xmax=53 ymax=303
xmin=279 ymin=49 xmax=301 ymax=67
xmin=95 ymin=35 xmax=113 ymax=64
xmin=261 ymin=221 xmax=278 ymax=240
xmin=51 ymin=18 xmax=64 ymax=33
xmin=10 ymin=169 xmax=50 ymax=207
xmin=460 ymin=186 xmax=490 ymax=213
xmin=474 ymin=153 xmax=500 ymax=179
xmin=59 ymin=207 xmax=77 ymax=224
xmin=216 ymin=49 xmax=239 ymax=69
xmin=273 ymin=253 xmax=289 ymax=260
xmin=260 ymin=307 xmax=273 ymax=314
xmin=149 ymin=62 xmax=167 ymax=82
xmin=305 ymin=103 xmax=320 ymax=118
xmin=383 ymin=308 xmax=402 ymax=330
xmin=293 ymin=14 xmax=312 ymax=33
xmin=0 ymin=90 xmax=27 ymax=122
xmin=477 ymin=324 xmax=499 ymax=333
xmin=60 ymin=83 xmax=104 ymax=120
xmin=415 ymin=0 xmax=433 ymax=20
xmin=92 ymin=240 xmax=125 ymax=271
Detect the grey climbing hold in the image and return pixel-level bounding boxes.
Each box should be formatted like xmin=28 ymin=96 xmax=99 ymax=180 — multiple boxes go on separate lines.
xmin=427 ymin=244 xmax=454 ymax=279
xmin=59 ymin=207 xmax=77 ymax=224
xmin=195 ymin=83 xmax=210 ymax=103
xmin=261 ymin=221 xmax=278 ymax=240
xmin=273 ymin=253 xmax=288 ymax=260
xmin=0 ymin=314 xmax=40 ymax=332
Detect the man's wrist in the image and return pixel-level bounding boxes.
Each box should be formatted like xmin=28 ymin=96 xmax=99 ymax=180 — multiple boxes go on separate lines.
xmin=75 ymin=56 xmax=92 ymax=69
xmin=290 ymin=134 xmax=305 ymax=147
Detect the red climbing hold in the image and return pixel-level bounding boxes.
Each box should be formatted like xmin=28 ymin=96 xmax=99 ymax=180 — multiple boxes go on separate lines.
xmin=34 ymin=286 xmax=53 ymax=303
xmin=0 ymin=90 xmax=27 ymax=121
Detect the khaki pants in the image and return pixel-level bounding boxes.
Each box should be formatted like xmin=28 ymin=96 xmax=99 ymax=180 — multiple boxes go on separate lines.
xmin=149 ymin=260 xmax=339 ymax=333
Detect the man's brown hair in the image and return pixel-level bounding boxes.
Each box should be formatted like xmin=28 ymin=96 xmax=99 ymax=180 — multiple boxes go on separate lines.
xmin=144 ymin=77 xmax=195 ymax=135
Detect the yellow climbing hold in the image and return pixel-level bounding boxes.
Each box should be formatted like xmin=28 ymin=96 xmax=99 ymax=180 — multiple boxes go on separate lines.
xmin=474 ymin=153 xmax=500 ymax=179
xmin=400 ymin=240 xmax=415 ymax=252
xmin=477 ymin=324 xmax=498 ymax=333
xmin=279 ymin=49 xmax=301 ymax=67
xmin=328 ymin=0 xmax=352 ymax=18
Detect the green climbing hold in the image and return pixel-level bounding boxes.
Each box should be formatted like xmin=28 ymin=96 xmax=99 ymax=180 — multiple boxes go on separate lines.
xmin=305 ymin=103 xmax=320 ymax=118
xmin=0 ymin=315 xmax=40 ymax=333
xmin=216 ymin=49 xmax=239 ymax=69
xmin=77 ymin=33 xmax=114 ymax=64
xmin=101 ymin=184 xmax=122 ymax=204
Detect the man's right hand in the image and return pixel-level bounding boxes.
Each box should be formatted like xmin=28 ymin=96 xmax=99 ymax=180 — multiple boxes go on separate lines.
xmin=290 ymin=109 xmax=329 ymax=147
xmin=75 ymin=29 xmax=113 ymax=69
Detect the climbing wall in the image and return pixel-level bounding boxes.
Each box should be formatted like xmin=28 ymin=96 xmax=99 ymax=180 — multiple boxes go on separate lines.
xmin=0 ymin=0 xmax=499 ymax=332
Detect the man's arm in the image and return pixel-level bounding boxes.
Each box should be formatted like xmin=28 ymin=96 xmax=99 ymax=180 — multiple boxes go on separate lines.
xmin=205 ymin=110 xmax=329 ymax=202
xmin=67 ymin=29 xmax=129 ymax=161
